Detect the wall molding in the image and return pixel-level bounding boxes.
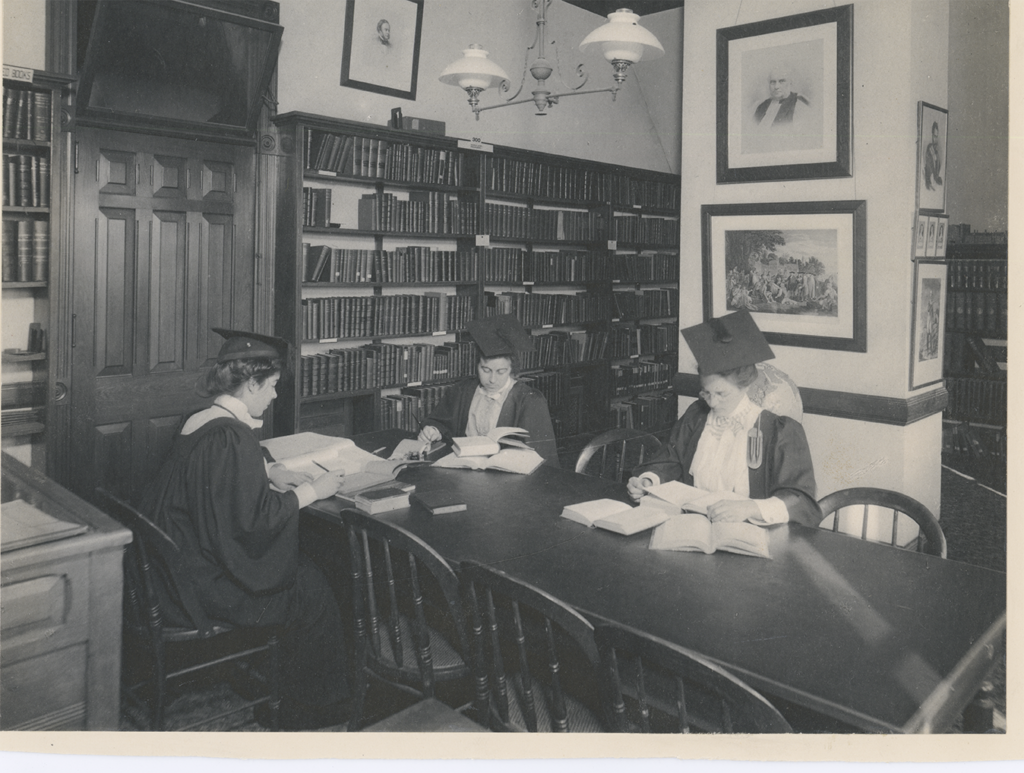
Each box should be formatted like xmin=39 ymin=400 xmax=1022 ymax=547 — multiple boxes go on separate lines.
xmin=671 ymin=374 xmax=948 ymax=427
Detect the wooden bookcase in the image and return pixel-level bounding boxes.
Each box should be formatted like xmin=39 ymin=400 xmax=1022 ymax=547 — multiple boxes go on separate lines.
xmin=1 ymin=69 xmax=73 ymax=459
xmin=273 ymin=113 xmax=680 ymax=454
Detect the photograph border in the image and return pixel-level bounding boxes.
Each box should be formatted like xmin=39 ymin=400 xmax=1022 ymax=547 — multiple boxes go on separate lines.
xmin=340 ymin=0 xmax=424 ymax=100
xmin=909 ymin=259 xmax=949 ymax=389
xmin=716 ymin=4 xmax=853 ymax=184
xmin=916 ymin=101 xmax=949 ymax=214
xmin=701 ymin=200 xmax=867 ymax=352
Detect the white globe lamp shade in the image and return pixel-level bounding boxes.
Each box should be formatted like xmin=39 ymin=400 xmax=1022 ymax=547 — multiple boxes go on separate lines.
xmin=579 ymin=8 xmax=665 ymax=64
xmin=439 ymin=44 xmax=510 ymax=91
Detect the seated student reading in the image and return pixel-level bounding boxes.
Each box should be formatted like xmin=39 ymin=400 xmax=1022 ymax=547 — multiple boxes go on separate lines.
xmin=141 ymin=328 xmax=352 ymax=730
xmin=417 ymin=314 xmax=559 ymax=466
xmin=627 ymin=311 xmax=821 ymax=527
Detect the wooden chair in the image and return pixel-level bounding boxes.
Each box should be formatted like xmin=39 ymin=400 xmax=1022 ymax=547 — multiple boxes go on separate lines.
xmin=339 ymin=507 xmax=472 ymax=731
xmin=94 ymin=488 xmax=281 ymax=731
xmin=594 ymin=621 xmax=792 ymax=733
xmin=817 ymin=487 xmax=947 ymax=558
xmin=575 ymin=428 xmax=664 ymax=483
xmin=461 ymin=560 xmax=608 ymax=732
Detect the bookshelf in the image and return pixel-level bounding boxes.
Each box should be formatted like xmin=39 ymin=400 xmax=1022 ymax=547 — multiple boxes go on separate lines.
xmin=273 ymin=113 xmax=680 ymax=453
xmin=941 ymin=229 xmax=1007 ymax=489
xmin=2 ymin=69 xmax=72 ymax=453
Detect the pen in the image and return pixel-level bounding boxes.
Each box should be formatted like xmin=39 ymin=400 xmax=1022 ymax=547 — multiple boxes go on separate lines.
xmin=312 ymin=461 xmax=330 ymax=472
xmin=371 ymin=447 xmax=387 ymax=456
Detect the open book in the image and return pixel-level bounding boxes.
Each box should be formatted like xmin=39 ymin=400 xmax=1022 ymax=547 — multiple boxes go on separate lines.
xmin=561 ymin=498 xmax=674 ymax=536
xmin=432 ymin=447 xmax=544 ymax=475
xmin=452 ymin=427 xmax=530 ymax=458
xmin=648 ymin=513 xmax=770 ymax=559
xmin=644 ymin=480 xmax=747 ymax=515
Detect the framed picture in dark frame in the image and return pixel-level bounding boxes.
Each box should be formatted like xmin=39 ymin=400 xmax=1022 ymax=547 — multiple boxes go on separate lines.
xmin=916 ymin=101 xmax=949 ymax=214
xmin=716 ymin=4 xmax=853 ymax=184
xmin=909 ymin=260 xmax=948 ymax=389
xmin=341 ymin=0 xmax=424 ymax=100
xmin=701 ymin=200 xmax=867 ymax=352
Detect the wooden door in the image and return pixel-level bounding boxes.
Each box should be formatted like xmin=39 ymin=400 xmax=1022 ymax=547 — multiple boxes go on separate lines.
xmin=71 ymin=127 xmax=256 ymax=502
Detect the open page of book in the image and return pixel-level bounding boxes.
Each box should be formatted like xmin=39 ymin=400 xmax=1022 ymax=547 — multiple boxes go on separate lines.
xmin=433 ymin=448 xmax=544 ymax=475
xmin=645 ymin=480 xmax=746 ymax=515
xmin=709 ymin=521 xmax=771 ymax=558
xmin=451 ymin=427 xmax=529 ymax=457
xmin=649 ymin=512 xmax=715 ymax=553
xmin=261 ymin=432 xmax=380 ymax=477
xmin=561 ymin=498 xmax=631 ymax=527
xmin=594 ymin=500 xmax=673 ymax=536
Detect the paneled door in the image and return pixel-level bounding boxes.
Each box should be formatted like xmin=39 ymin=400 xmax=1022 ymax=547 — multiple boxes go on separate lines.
xmin=71 ymin=127 xmax=256 ymax=502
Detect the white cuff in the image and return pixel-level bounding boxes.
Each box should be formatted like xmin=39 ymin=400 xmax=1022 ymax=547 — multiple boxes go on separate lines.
xmin=751 ymin=496 xmax=789 ymax=525
xmin=293 ymin=482 xmax=318 ymax=509
xmin=638 ymin=472 xmax=661 ymax=489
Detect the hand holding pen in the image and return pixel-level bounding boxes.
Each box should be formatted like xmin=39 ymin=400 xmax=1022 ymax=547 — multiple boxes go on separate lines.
xmin=310 ymin=460 xmax=347 ymax=500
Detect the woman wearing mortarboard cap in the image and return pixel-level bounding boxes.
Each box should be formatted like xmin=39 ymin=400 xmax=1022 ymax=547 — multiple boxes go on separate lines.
xmin=627 ymin=311 xmax=821 ymax=527
xmin=417 ymin=314 xmax=559 ymax=466
xmin=141 ymin=329 xmax=353 ymax=729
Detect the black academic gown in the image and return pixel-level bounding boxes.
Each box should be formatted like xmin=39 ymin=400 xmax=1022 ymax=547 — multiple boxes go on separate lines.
xmin=423 ymin=378 xmax=560 ymax=465
xmin=634 ymin=401 xmax=822 ymax=527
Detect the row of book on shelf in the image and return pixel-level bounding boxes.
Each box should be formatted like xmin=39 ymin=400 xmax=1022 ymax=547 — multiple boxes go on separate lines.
xmin=2 ymin=218 xmax=47 ymax=282
xmin=947 ymin=258 xmax=1008 ymax=292
xmin=611 ymin=360 xmax=673 ymax=396
xmin=304 ymin=129 xmax=470 ymax=186
xmin=483 ymin=202 xmax=601 ymax=242
xmin=4 ymin=152 xmax=50 ymax=207
xmin=303 ymin=244 xmax=477 ymax=284
xmin=943 ymin=375 xmax=1006 ymax=427
xmin=2 ymin=87 xmax=50 ymax=141
xmin=486 ymin=155 xmax=680 ymax=210
xmin=944 ymin=333 xmax=1006 ymax=377
xmin=611 ymin=213 xmax=679 ymax=246
xmin=484 ymin=288 xmax=677 ymax=327
xmin=484 ymin=249 xmax=679 ymax=284
xmin=945 ymin=288 xmax=1007 ymax=337
xmin=301 ymin=292 xmax=475 ymax=341
xmin=610 ymin=391 xmax=676 ymax=432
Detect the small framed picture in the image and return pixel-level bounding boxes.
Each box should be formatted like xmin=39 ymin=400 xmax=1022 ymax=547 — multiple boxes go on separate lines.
xmin=716 ymin=4 xmax=853 ymax=183
xmin=934 ymin=215 xmax=949 ymax=258
xmin=914 ymin=213 xmax=928 ymax=258
xmin=916 ymin=102 xmax=949 ymax=213
xmin=909 ymin=260 xmax=948 ymax=389
xmin=341 ymin=0 xmax=424 ymax=100
xmin=924 ymin=216 xmax=938 ymax=257
xmin=701 ymin=200 xmax=867 ymax=352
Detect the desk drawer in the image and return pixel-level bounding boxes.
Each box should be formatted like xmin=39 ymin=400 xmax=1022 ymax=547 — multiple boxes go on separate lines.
xmin=1 ymin=554 xmax=90 ymax=661
xmin=0 ymin=643 xmax=88 ymax=729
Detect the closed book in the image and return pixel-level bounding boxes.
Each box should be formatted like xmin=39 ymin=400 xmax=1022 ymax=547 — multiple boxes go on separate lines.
xmin=2 ymin=219 xmax=17 ymax=281
xmin=354 ymin=485 xmax=413 ymax=515
xmin=31 ymin=220 xmax=48 ymax=281
xmin=16 ymin=219 xmax=32 ymax=281
xmin=32 ymin=91 xmax=51 ymax=142
xmin=411 ymin=490 xmax=467 ymax=515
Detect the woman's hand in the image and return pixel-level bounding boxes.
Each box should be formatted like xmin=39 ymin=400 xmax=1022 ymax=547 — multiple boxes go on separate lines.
xmin=418 ymin=425 xmax=442 ymax=443
xmin=706 ymin=499 xmax=760 ymax=523
xmin=626 ymin=476 xmax=649 ymax=502
xmin=268 ymin=464 xmax=313 ymax=490
xmin=310 ymin=469 xmax=347 ymax=500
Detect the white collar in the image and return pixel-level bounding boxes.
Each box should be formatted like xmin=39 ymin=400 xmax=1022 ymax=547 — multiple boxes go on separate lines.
xmin=477 ymin=377 xmax=515 ymax=402
xmin=215 ymin=394 xmax=263 ymax=429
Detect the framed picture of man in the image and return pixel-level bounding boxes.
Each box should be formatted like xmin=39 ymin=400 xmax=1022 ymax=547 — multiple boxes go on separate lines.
xmin=716 ymin=5 xmax=853 ymax=183
xmin=909 ymin=260 xmax=948 ymax=389
xmin=914 ymin=212 xmax=929 ymax=258
xmin=916 ymin=102 xmax=949 ymax=213
xmin=341 ymin=0 xmax=424 ymax=99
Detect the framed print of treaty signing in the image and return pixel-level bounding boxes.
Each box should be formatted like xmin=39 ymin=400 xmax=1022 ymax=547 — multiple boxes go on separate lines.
xmin=341 ymin=0 xmax=424 ymax=100
xmin=717 ymin=5 xmax=853 ymax=184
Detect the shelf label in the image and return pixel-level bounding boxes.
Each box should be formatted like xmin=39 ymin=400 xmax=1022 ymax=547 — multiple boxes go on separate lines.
xmin=320 ymin=337 xmax=340 ymax=343
xmin=475 ymin=234 xmax=490 ymax=247
xmin=3 ymin=65 xmax=34 ymax=83
xmin=407 ymin=381 xmax=423 ymax=387
xmin=607 ymin=240 xmax=617 ymax=250
xmin=432 ymin=330 xmax=447 ymax=336
xmin=458 ymin=139 xmax=494 ymax=153
xmin=542 ymin=324 xmax=553 ymax=329
xmin=522 ymin=281 xmax=535 ymax=286
xmin=318 ymin=169 xmax=338 ymax=177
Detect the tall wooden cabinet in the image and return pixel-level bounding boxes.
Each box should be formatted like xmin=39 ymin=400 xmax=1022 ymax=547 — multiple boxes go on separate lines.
xmin=272 ymin=113 xmax=680 ymax=455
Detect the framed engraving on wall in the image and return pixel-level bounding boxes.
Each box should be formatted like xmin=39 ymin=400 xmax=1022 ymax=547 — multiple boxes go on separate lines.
xmin=716 ymin=5 xmax=853 ymax=183
xmin=341 ymin=0 xmax=424 ymax=100
xmin=909 ymin=260 xmax=948 ymax=389
xmin=916 ymin=101 xmax=949 ymax=214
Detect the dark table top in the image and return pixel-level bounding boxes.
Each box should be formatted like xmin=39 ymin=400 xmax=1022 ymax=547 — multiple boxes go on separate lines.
xmin=311 ymin=430 xmax=1006 ymax=733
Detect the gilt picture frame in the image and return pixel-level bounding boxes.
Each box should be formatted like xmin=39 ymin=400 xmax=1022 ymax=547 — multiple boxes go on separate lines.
xmin=341 ymin=0 xmax=423 ymax=100
xmin=717 ymin=4 xmax=853 ymax=183
xmin=702 ymin=200 xmax=867 ymax=352
xmin=916 ymin=101 xmax=949 ymax=214
xmin=909 ymin=260 xmax=948 ymax=389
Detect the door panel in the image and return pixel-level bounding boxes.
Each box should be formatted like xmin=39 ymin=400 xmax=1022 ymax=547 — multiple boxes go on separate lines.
xmin=72 ymin=127 xmax=255 ymax=502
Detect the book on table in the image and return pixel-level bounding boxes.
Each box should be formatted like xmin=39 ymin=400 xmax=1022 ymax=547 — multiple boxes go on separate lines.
xmin=451 ymin=427 xmax=530 ymax=457
xmin=353 ymin=484 xmax=414 ymax=515
xmin=560 ymin=498 xmax=675 ymax=536
xmin=648 ymin=512 xmax=770 ymax=558
xmin=643 ymin=480 xmax=747 ymax=515
xmin=410 ymin=490 xmax=467 ymax=515
xmin=432 ymin=447 xmax=544 ymax=475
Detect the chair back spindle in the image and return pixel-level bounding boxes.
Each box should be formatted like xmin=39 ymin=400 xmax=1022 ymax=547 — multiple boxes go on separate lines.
xmin=818 ymin=487 xmax=947 ymax=557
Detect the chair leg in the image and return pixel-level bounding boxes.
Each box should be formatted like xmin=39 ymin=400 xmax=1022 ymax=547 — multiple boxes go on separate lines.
xmin=266 ymin=634 xmax=281 ymax=731
xmin=153 ymin=635 xmax=167 ymax=731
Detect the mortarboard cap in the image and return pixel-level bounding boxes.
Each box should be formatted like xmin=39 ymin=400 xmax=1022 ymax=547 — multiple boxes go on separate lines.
xmin=466 ymin=314 xmax=535 ymax=358
xmin=212 ymin=328 xmax=289 ymax=363
xmin=681 ymin=310 xmax=774 ymax=374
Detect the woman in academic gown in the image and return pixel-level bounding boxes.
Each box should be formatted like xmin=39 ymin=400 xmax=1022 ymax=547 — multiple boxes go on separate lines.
xmin=142 ymin=328 xmax=352 ymax=729
xmin=417 ymin=314 xmax=559 ymax=466
xmin=628 ymin=311 xmax=821 ymax=528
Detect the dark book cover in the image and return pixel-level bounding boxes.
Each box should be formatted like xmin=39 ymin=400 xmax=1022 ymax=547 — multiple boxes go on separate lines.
xmin=411 ymin=490 xmax=467 ymax=515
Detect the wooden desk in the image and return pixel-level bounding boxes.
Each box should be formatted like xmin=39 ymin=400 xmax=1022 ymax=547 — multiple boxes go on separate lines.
xmin=311 ymin=434 xmax=1006 ymax=734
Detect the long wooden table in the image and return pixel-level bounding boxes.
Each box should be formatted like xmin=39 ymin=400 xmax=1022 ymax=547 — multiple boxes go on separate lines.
xmin=309 ymin=434 xmax=1006 ymax=734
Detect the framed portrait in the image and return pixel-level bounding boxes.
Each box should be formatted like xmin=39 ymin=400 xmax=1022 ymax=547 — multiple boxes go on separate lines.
xmin=341 ymin=0 xmax=424 ymax=99
xmin=934 ymin=214 xmax=949 ymax=258
xmin=716 ymin=5 xmax=853 ymax=184
xmin=701 ymin=200 xmax=867 ymax=352
xmin=914 ymin=212 xmax=929 ymax=258
xmin=909 ymin=260 xmax=948 ymax=389
xmin=925 ymin=216 xmax=939 ymax=257
xmin=916 ymin=102 xmax=948 ymax=213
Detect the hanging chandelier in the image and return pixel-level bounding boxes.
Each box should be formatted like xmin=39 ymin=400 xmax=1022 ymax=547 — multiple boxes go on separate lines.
xmin=439 ymin=3 xmax=664 ymax=119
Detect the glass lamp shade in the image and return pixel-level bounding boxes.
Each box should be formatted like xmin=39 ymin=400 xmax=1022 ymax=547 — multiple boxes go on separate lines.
xmin=439 ymin=44 xmax=510 ymax=91
xmin=579 ymin=8 xmax=665 ymax=64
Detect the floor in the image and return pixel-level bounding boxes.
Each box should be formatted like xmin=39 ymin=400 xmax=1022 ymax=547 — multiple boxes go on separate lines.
xmin=119 ymin=462 xmax=1007 ymax=733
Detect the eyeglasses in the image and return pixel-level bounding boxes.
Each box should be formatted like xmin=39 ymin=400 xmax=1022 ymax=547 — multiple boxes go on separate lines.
xmin=699 ymin=389 xmax=733 ymax=402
